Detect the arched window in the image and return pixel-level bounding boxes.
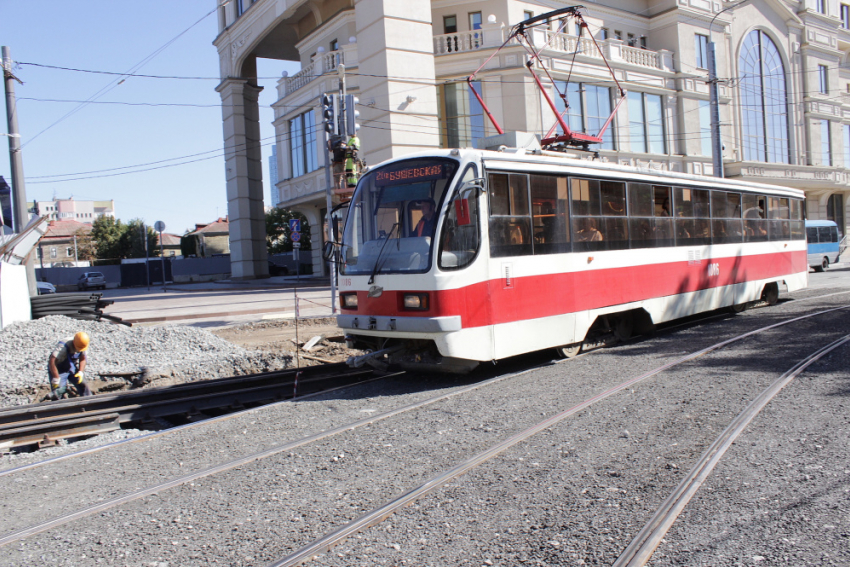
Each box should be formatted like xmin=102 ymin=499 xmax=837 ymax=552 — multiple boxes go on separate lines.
xmin=739 ymin=30 xmax=789 ymax=163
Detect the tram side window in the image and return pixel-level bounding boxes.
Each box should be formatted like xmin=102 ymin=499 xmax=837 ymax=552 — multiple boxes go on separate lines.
xmin=673 ymin=187 xmax=711 ymax=246
xmin=530 ymin=174 xmax=570 ymax=255
xmin=711 ymin=191 xmax=743 ymax=244
xmin=790 ymin=199 xmax=805 ymax=239
xmin=628 ymin=183 xmax=672 ymax=248
xmin=571 ymin=178 xmax=628 ymax=252
xmin=488 ymin=173 xmax=532 ymax=257
xmin=742 ymin=193 xmax=768 ymax=242
xmin=767 ymin=196 xmax=791 ymax=241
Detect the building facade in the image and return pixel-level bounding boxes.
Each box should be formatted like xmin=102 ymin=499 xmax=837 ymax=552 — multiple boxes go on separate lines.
xmin=37 ymin=220 xmax=93 ymax=268
xmin=29 ymin=197 xmax=115 ymax=224
xmin=215 ymin=0 xmax=850 ymax=277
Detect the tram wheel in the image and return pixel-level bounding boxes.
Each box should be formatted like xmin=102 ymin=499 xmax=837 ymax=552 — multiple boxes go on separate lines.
xmin=761 ymin=282 xmax=779 ymax=306
xmin=728 ymin=302 xmax=748 ymax=314
xmin=613 ymin=315 xmax=634 ymax=342
xmin=555 ymin=343 xmax=582 ymax=359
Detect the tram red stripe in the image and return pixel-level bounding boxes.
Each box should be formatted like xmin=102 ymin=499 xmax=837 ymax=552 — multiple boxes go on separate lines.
xmin=349 ymin=251 xmax=806 ymax=328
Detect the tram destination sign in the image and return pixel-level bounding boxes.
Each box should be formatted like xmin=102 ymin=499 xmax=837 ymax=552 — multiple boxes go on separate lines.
xmin=375 ymin=164 xmax=445 ymax=186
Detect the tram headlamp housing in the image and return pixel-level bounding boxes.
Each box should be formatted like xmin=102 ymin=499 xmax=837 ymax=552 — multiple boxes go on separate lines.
xmin=402 ymin=293 xmax=429 ymax=311
xmin=341 ymin=292 xmax=358 ymax=309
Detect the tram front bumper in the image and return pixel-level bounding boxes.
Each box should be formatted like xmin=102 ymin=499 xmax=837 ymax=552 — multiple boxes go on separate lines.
xmin=337 ymin=314 xmax=462 ymax=334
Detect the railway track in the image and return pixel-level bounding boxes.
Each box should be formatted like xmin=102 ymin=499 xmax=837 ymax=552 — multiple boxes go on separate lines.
xmin=0 ymin=300 xmax=845 ymax=564
xmin=0 ymin=364 xmax=382 ymax=451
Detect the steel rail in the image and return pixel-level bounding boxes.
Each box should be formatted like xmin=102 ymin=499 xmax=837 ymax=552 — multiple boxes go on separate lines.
xmin=0 ymin=306 xmax=845 ymax=550
xmin=612 ymin=334 xmax=850 ymax=567
xmin=267 ymin=305 xmax=850 ymax=567
xmin=0 ymin=372 xmax=392 ymax=478
xmin=0 ymin=364 xmax=348 ymax=425
xmin=0 ymin=370 xmax=373 ymax=449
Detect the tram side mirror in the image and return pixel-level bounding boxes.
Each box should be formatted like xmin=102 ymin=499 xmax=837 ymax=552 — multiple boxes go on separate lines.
xmin=458 ymin=177 xmax=486 ymax=197
xmin=322 ymin=240 xmax=338 ymax=263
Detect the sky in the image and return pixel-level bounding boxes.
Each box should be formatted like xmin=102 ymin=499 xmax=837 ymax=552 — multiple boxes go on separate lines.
xmin=1 ymin=0 xmax=300 ymax=235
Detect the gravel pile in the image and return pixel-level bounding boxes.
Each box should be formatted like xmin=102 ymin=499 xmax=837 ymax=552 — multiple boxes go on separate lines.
xmin=0 ymin=315 xmax=291 ymax=406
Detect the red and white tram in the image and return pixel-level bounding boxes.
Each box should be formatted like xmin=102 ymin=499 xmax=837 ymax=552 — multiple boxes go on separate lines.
xmin=330 ymin=147 xmax=808 ymax=372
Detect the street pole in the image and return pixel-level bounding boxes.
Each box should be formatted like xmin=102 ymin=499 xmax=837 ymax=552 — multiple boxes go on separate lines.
xmin=3 ymin=45 xmax=36 ymax=296
xmin=2 ymin=47 xmax=27 ymax=233
xmin=323 ymin=93 xmax=338 ymax=315
xmin=706 ymin=2 xmax=750 ymax=178
xmin=142 ymin=223 xmax=150 ymax=290
xmin=707 ymin=40 xmax=724 ymax=178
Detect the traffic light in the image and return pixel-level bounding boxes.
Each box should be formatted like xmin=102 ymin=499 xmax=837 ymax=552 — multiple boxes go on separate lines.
xmin=345 ymin=95 xmax=360 ymax=137
xmin=321 ymin=93 xmax=338 ymax=135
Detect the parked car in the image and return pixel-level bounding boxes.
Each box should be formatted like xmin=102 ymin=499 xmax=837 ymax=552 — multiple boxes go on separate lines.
xmin=77 ymin=272 xmax=106 ymax=291
xmin=36 ymin=281 xmax=56 ymax=295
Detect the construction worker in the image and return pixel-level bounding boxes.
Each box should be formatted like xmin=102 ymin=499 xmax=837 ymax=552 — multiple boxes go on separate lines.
xmin=47 ymin=331 xmax=93 ymax=400
xmin=344 ymin=134 xmax=360 ymax=187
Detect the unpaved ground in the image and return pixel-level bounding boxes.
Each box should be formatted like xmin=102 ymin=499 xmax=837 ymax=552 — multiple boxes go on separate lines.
xmin=211 ymin=317 xmax=364 ymax=366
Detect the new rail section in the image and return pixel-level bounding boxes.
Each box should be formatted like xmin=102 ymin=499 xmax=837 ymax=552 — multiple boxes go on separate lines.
xmin=329 ymin=147 xmax=808 ymax=372
xmin=0 ymin=364 xmax=376 ymax=451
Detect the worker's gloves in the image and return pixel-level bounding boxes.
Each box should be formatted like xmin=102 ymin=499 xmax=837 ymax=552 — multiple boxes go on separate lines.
xmin=73 ymin=372 xmax=84 ymax=385
xmin=50 ymin=377 xmax=61 ymax=389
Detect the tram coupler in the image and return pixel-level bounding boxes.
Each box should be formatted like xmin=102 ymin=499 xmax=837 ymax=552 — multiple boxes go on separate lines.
xmin=347 ymin=345 xmax=404 ymax=369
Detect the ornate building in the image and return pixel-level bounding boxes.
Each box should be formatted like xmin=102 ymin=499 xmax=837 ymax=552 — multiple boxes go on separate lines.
xmin=215 ymin=0 xmax=850 ymax=278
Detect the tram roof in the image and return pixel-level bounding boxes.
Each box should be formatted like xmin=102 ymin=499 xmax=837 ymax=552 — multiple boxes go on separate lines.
xmin=374 ymin=148 xmax=805 ymax=199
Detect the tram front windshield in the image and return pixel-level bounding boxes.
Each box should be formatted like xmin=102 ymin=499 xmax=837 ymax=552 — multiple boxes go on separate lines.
xmin=340 ymin=158 xmax=459 ymax=276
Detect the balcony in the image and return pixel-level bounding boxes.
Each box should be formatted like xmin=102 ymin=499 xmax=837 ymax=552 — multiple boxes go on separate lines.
xmin=433 ymin=29 xmax=673 ymax=73
xmin=278 ymin=44 xmax=358 ymax=99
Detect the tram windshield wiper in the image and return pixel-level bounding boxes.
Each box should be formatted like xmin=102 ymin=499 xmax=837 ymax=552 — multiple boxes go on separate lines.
xmin=368 ymin=222 xmax=398 ymax=285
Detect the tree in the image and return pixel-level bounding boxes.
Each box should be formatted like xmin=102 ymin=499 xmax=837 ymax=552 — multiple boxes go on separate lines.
xmin=90 ymin=216 xmax=124 ymax=262
xmin=73 ymin=228 xmax=97 ymax=263
xmin=120 ymin=219 xmax=159 ymax=259
xmin=266 ymin=208 xmax=311 ymax=254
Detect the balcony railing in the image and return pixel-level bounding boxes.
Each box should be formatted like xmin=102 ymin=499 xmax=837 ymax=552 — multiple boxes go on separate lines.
xmin=433 ymin=30 xmax=484 ymax=54
xmin=279 ymin=45 xmax=358 ymax=98
xmin=433 ymin=29 xmax=671 ymax=72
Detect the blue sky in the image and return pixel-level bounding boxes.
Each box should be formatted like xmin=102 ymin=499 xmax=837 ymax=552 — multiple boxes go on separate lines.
xmin=1 ymin=1 xmax=299 ymax=235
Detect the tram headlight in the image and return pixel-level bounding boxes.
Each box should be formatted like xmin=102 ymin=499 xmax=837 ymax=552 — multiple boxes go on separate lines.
xmin=402 ymin=293 xmax=429 ymax=311
xmin=341 ymin=292 xmax=358 ymax=309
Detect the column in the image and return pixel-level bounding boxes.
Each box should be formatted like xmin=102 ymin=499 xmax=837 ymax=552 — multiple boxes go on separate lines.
xmin=217 ymin=78 xmax=269 ymax=280
xmin=354 ymin=0 xmax=440 ymax=165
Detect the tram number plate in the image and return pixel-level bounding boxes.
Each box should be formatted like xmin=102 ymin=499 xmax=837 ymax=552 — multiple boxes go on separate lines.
xmin=707 ymin=263 xmax=720 ymax=277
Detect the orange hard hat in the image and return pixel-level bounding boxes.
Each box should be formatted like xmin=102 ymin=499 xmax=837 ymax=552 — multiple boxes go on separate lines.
xmin=73 ymin=332 xmax=90 ymax=352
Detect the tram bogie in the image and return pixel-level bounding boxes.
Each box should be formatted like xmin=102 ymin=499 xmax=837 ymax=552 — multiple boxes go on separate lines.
xmin=330 ymin=146 xmax=808 ymax=372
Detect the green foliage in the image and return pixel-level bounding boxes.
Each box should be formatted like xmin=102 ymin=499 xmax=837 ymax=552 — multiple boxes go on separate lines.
xmin=266 ymin=208 xmax=311 ymax=254
xmin=120 ymin=219 xmax=159 ymax=258
xmin=90 ymin=216 xmax=124 ymax=261
xmin=90 ymin=216 xmax=159 ymax=260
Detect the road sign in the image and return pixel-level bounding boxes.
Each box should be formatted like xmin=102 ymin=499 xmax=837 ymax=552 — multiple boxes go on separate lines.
xmin=154 ymin=220 xmax=166 ymax=233
xmin=293 ymin=242 xmax=301 ymax=248
xmin=289 ymin=219 xmax=300 ymax=232
xmin=291 ymin=231 xmax=301 ymax=242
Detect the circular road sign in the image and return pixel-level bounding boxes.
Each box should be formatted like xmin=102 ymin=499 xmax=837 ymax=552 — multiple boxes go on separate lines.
xmin=291 ymin=231 xmax=301 ymax=242
xmin=154 ymin=220 xmax=166 ymax=232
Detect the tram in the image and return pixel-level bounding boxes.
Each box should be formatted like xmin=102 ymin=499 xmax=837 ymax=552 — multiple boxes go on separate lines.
xmin=326 ymin=143 xmax=808 ymax=372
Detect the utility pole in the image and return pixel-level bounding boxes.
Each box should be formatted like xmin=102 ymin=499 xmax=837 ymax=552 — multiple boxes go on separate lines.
xmin=707 ymin=40 xmax=724 ymax=178
xmin=706 ymin=2 xmax=750 ymax=178
xmin=3 ymin=46 xmax=36 ymax=295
